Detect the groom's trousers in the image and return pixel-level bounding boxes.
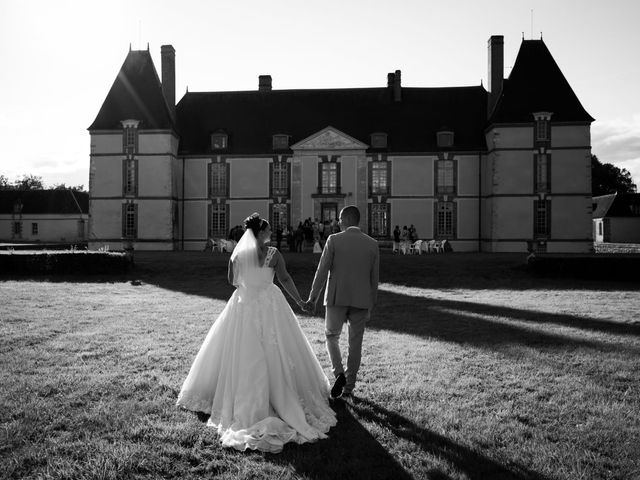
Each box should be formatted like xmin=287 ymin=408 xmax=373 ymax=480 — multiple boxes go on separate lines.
xmin=325 ymin=306 xmax=369 ymax=393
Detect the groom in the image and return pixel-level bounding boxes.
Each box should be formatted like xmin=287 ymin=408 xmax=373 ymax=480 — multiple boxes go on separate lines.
xmin=306 ymin=206 xmax=379 ymax=399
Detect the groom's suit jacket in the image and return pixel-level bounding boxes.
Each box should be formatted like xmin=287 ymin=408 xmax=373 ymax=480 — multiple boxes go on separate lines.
xmin=309 ymin=227 xmax=379 ymax=310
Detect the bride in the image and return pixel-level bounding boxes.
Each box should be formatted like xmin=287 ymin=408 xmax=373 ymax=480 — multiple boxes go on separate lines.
xmin=177 ymin=213 xmax=337 ymax=453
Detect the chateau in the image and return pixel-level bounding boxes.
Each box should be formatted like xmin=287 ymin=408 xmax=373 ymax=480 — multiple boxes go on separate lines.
xmin=88 ymin=35 xmax=594 ymax=252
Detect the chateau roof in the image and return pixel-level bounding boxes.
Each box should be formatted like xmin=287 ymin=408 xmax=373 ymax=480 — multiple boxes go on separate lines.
xmin=592 ymin=193 xmax=640 ymax=218
xmin=88 ymin=50 xmax=175 ymax=131
xmin=175 ymin=86 xmax=488 ymax=155
xmin=0 ymin=190 xmax=89 ymax=215
xmin=489 ymin=40 xmax=594 ymax=124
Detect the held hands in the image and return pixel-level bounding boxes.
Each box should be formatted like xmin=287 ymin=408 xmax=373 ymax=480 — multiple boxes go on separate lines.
xmin=296 ymin=298 xmax=315 ymax=314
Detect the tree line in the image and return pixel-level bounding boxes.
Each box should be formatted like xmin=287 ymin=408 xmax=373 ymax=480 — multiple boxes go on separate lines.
xmin=1 ymin=155 xmax=636 ymax=196
xmin=0 ymin=174 xmax=85 ymax=192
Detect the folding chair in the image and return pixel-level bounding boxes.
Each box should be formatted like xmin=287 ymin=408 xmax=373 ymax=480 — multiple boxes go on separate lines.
xmin=409 ymin=240 xmax=423 ymax=254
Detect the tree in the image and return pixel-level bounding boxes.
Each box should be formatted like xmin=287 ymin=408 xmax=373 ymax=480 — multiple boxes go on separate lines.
xmin=13 ymin=174 xmax=44 ymax=190
xmin=52 ymin=183 xmax=86 ymax=192
xmin=592 ymin=154 xmax=637 ymax=196
xmin=0 ymin=174 xmax=11 ymax=190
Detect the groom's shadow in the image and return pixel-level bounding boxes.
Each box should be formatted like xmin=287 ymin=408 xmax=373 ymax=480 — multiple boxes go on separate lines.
xmin=341 ymin=396 xmax=551 ymax=480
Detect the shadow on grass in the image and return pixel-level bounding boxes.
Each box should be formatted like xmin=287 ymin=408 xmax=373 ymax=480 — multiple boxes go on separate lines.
xmin=191 ymin=397 xmax=548 ymax=480
xmin=3 ymin=251 xmax=639 ymax=293
xmin=191 ymin=402 xmax=413 ymax=480
xmin=347 ymin=396 xmax=551 ymax=480
xmin=374 ymin=288 xmax=640 ymax=341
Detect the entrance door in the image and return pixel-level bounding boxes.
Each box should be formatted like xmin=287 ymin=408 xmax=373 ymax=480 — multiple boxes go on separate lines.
xmin=321 ymin=203 xmax=338 ymax=223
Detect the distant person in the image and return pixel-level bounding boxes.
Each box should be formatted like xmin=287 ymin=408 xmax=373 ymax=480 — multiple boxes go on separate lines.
xmin=392 ymin=225 xmax=401 ymax=253
xmin=177 ymin=213 xmax=336 ymax=453
xmin=401 ymin=226 xmax=409 ymax=254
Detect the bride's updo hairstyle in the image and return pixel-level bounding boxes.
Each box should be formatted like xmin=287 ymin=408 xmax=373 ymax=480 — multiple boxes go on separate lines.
xmin=243 ymin=212 xmax=270 ymax=237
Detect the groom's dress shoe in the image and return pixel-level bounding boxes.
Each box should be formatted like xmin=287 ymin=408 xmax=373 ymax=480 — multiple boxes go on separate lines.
xmin=331 ymin=373 xmax=346 ymax=398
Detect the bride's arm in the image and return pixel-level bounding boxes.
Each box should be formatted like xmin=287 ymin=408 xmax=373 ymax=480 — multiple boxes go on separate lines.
xmin=273 ymin=251 xmax=305 ymax=308
xmin=227 ymin=258 xmax=236 ymax=286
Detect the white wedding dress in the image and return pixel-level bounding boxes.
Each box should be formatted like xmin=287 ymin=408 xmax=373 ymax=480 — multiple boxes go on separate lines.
xmin=176 ymin=245 xmax=337 ymax=453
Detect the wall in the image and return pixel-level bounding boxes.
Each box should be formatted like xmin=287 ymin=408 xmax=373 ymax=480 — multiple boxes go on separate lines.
xmin=1 ymin=214 xmax=88 ymax=243
xmin=611 ymin=218 xmax=640 ymax=243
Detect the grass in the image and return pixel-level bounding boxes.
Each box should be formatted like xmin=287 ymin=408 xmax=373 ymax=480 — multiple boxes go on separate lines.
xmin=1 ymin=251 xmax=639 ymax=479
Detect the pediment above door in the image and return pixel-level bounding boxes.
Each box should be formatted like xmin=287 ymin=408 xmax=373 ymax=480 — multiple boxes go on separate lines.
xmin=291 ymin=126 xmax=368 ymax=153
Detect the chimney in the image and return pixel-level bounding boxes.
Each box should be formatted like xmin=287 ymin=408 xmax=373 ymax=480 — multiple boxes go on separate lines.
xmin=487 ymin=35 xmax=504 ymax=115
xmin=393 ymin=69 xmax=401 ymax=102
xmin=387 ymin=72 xmax=395 ymax=87
xmin=161 ymin=45 xmax=176 ymax=120
xmin=259 ymin=75 xmax=272 ymax=92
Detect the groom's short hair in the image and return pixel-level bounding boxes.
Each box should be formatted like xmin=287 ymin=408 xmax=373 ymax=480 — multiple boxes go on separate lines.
xmin=341 ymin=206 xmax=360 ymax=225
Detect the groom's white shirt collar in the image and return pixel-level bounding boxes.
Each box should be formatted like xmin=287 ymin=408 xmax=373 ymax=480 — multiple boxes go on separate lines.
xmin=345 ymin=226 xmax=361 ymax=232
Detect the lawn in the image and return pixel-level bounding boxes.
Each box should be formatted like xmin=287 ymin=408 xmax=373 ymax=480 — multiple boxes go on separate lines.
xmin=1 ymin=251 xmax=639 ymax=479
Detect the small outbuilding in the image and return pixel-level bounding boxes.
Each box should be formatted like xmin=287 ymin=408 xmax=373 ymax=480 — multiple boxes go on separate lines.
xmin=592 ymin=193 xmax=640 ymax=244
xmin=0 ymin=189 xmax=89 ymax=245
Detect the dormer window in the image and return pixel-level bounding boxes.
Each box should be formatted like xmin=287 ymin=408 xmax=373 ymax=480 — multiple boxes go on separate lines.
xmin=272 ymin=134 xmax=290 ymax=150
xmin=211 ymin=132 xmax=228 ymax=150
xmin=437 ymin=130 xmax=454 ymax=148
xmin=121 ymin=119 xmax=140 ymax=154
xmin=370 ymin=133 xmax=388 ymax=149
xmin=533 ymin=112 xmax=553 ymax=142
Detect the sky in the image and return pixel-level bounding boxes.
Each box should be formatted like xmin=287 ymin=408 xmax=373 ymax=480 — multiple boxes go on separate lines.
xmin=1 ymin=0 xmax=639 ymax=189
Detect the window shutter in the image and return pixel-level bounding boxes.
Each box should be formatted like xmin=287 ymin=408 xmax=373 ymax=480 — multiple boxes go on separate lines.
xmin=547 ymin=154 xmax=552 ymax=193
xmin=133 ymin=203 xmax=138 ymax=238
xmin=122 ymin=203 xmax=127 ymax=237
xmin=546 ymin=199 xmax=552 ymax=237
xmin=207 ymin=162 xmax=212 ymax=198
xmin=453 ymin=160 xmax=458 ymax=196
xmin=207 ymin=203 xmax=212 ymax=238
xmin=122 ymin=159 xmax=127 ymax=196
xmin=453 ymin=201 xmax=458 ymax=238
xmin=368 ymin=160 xmax=372 ymax=196
xmin=134 ymin=159 xmax=139 ymax=196
xmin=269 ymin=161 xmax=274 ymax=197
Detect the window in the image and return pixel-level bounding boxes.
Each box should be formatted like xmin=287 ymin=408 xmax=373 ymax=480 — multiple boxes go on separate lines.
xmin=320 ymin=162 xmax=339 ymax=194
xmin=436 ymin=160 xmax=455 ymax=195
xmin=321 ymin=203 xmax=338 ymax=223
xmin=272 ymin=161 xmax=289 ymax=196
xmin=436 ymin=202 xmax=455 ymax=237
xmin=123 ymin=158 xmax=138 ymax=196
xmin=370 ymin=203 xmax=389 ymax=237
xmin=598 ymin=222 xmax=603 ymax=236
xmin=272 ymin=203 xmax=288 ymax=229
xmin=371 ymin=162 xmax=388 ymax=195
xmin=534 ymin=200 xmax=550 ymax=237
xmin=209 ymin=203 xmax=227 ymax=237
xmin=32 ymin=223 xmax=38 ymax=235
xmin=536 ymin=119 xmax=549 ymax=141
xmin=122 ymin=203 xmax=137 ymax=238
xmin=437 ymin=131 xmax=454 ymax=148
xmin=272 ymin=135 xmax=289 ymax=150
xmin=209 ymin=162 xmax=227 ymax=197
xmin=13 ymin=221 xmax=22 ymax=236
xmin=533 ymin=112 xmax=552 ymax=142
xmin=211 ymin=133 xmax=228 ymax=150
xmin=78 ymin=220 xmax=85 ymax=239
xmin=630 ymin=204 xmax=640 ymax=216
xmin=370 ymin=133 xmax=388 ymax=149
xmin=535 ymin=154 xmax=550 ymax=193
xmin=121 ymin=119 xmax=139 ymax=154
